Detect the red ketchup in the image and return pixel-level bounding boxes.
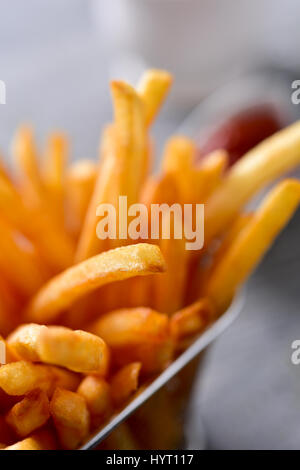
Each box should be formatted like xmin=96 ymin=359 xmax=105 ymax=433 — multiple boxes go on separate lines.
xmin=197 ymin=105 xmax=282 ymax=166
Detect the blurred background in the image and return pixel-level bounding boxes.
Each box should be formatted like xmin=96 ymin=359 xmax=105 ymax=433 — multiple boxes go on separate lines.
xmin=1 ymin=0 xmax=300 ymax=449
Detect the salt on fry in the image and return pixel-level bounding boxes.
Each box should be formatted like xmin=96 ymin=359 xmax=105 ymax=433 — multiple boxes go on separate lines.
xmin=26 ymin=243 xmax=165 ymax=323
xmin=204 ymin=179 xmax=300 ymax=312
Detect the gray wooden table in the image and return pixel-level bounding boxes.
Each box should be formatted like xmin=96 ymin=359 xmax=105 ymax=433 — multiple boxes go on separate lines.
xmin=0 ymin=0 xmax=300 ymax=450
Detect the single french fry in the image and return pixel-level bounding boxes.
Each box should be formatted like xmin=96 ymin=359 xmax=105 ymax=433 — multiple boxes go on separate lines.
xmin=26 ymin=243 xmax=165 ymax=323
xmin=65 ymin=159 xmax=97 ymax=238
xmin=7 ymin=324 xmax=47 ymax=362
xmin=161 ymin=136 xmax=195 ymax=203
xmin=5 ymin=389 xmax=50 ymax=437
xmin=42 ymin=132 xmax=68 ymax=224
xmin=195 ymin=149 xmax=228 ymax=201
xmin=12 ymin=125 xmax=45 ymax=207
xmin=204 ymin=179 xmax=300 ymax=312
xmin=50 ymin=388 xmax=90 ymax=450
xmin=205 ymin=120 xmax=300 ymax=244
xmin=4 ymin=428 xmax=57 ymax=450
xmin=0 ymin=361 xmax=53 ymax=396
xmin=90 ymin=307 xmax=172 ymax=374
xmin=75 ymin=125 xmax=116 ymax=261
xmin=111 ymin=362 xmax=141 ymax=407
xmin=137 ymin=69 xmax=172 ymax=127
xmin=154 ymin=232 xmax=187 ymax=314
xmin=37 ymin=326 xmax=109 ymax=375
xmin=90 ymin=307 xmax=169 ymax=346
xmin=170 ymin=298 xmax=214 ymax=340
xmin=0 ymin=218 xmax=49 ymax=297
xmin=77 ymin=376 xmax=112 ymax=426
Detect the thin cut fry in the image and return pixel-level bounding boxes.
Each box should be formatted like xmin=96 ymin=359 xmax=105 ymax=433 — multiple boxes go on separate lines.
xmin=203 ymin=179 xmax=300 ymax=312
xmin=12 ymin=125 xmax=44 ymax=207
xmin=65 ymin=159 xmax=97 ymax=238
xmin=205 ymin=120 xmax=300 ymax=243
xmin=26 ymin=243 xmax=165 ymax=323
xmin=137 ymin=69 xmax=172 ymax=127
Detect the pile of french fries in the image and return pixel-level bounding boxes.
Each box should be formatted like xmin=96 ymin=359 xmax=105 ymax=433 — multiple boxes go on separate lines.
xmin=0 ymin=69 xmax=300 ymax=450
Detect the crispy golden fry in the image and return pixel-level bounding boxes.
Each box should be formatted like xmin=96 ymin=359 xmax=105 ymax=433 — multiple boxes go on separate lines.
xmin=110 ymin=81 xmax=146 ymax=204
xmin=170 ymin=299 xmax=214 ymax=340
xmin=204 ymin=179 xmax=300 ymax=312
xmin=37 ymin=326 xmax=109 ymax=375
xmin=65 ymin=159 xmax=97 ymax=238
xmin=90 ymin=307 xmax=169 ymax=346
xmin=6 ymin=389 xmax=50 ymax=437
xmin=137 ymin=69 xmax=172 ymax=127
xmin=50 ymin=388 xmax=90 ymax=450
xmin=90 ymin=307 xmax=172 ymax=374
xmin=27 ymin=243 xmax=165 ymax=323
xmin=42 ymin=132 xmax=68 ymax=224
xmin=0 ymin=218 xmax=49 ymax=298
xmin=7 ymin=324 xmax=47 ymax=362
xmin=205 ymin=120 xmax=300 ymax=243
xmin=75 ymin=126 xmax=116 ymax=261
xmin=0 ymin=361 xmax=53 ymax=396
xmin=161 ymin=136 xmax=195 ymax=203
xmin=12 ymin=125 xmax=44 ymax=207
xmin=111 ymin=362 xmax=141 ymax=407
xmin=77 ymin=376 xmax=112 ymax=426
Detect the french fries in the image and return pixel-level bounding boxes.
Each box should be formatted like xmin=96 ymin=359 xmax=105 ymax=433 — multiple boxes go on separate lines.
xmin=77 ymin=376 xmax=112 ymax=427
xmin=26 ymin=243 xmax=165 ymax=323
xmin=5 ymin=389 xmax=50 ymax=437
xmin=111 ymin=362 xmax=141 ymax=407
xmin=205 ymin=120 xmax=300 ymax=243
xmin=203 ymin=179 xmax=300 ymax=312
xmin=137 ymin=69 xmax=172 ymax=127
xmin=0 ymin=68 xmax=300 ymax=450
xmin=50 ymin=388 xmax=90 ymax=450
